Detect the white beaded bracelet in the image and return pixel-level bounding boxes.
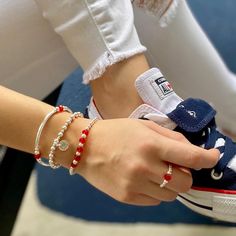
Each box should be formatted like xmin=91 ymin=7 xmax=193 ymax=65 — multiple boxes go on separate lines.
xmin=34 ymin=105 xmax=73 ymax=167
xmin=48 ymin=111 xmax=84 ymax=169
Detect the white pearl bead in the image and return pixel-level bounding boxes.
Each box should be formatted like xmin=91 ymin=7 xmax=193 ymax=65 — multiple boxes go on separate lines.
xmin=51 ymin=146 xmax=56 ymax=151
xmin=73 ymin=160 xmax=78 ymax=165
xmin=79 ymin=143 xmax=84 ymax=147
xmin=81 ymin=134 xmax=87 ymax=139
xmin=49 ymin=154 xmax=53 ymax=158
xmin=76 ymin=152 xmax=81 ymax=156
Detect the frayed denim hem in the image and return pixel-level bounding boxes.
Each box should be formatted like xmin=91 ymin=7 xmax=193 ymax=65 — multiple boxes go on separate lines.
xmin=82 ymin=46 xmax=147 ymax=84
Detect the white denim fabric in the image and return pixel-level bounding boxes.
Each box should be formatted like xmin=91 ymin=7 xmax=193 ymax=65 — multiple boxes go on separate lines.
xmin=35 ymin=0 xmax=147 ymax=84
xmin=1 ymin=0 xmax=236 ymax=133
xmin=0 ymin=0 xmax=176 ymax=98
xmin=0 ymin=0 xmax=78 ymax=100
xmin=133 ymin=0 xmax=180 ymax=27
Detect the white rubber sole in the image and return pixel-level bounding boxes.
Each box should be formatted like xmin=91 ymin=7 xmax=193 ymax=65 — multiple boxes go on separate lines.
xmin=177 ymin=188 xmax=236 ymax=223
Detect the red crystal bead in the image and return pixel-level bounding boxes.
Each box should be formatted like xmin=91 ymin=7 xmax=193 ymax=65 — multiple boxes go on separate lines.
xmin=164 ymin=173 xmax=172 ymax=181
xmin=77 ymin=147 xmax=83 ymax=153
xmin=75 ymin=156 xmax=81 ymax=162
xmin=34 ymin=153 xmax=41 ymax=160
xmin=58 ymin=105 xmax=64 ymax=112
xmin=71 ymin=162 xmax=77 ymax=168
xmin=79 ymin=137 xmax=86 ymax=144
xmin=82 ymin=129 xmax=89 ymax=135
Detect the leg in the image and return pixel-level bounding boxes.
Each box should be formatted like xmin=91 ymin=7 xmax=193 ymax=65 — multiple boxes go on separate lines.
xmin=0 ymin=0 xmax=77 ymax=99
xmin=35 ymin=0 xmax=149 ymax=118
xmin=35 ymin=0 xmax=147 ymax=84
xmin=133 ymin=0 xmax=236 ymax=133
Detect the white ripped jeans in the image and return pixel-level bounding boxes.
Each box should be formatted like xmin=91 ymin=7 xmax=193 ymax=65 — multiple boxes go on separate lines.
xmin=35 ymin=0 xmax=148 ymax=84
xmin=1 ymin=0 xmax=236 ymax=132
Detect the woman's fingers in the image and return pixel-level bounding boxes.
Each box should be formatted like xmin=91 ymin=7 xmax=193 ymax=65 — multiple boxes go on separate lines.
xmin=140 ymin=119 xmax=219 ymax=169
xmin=140 ymin=182 xmax=178 ymax=202
xmin=158 ymin=136 xmax=220 ymax=169
xmin=141 ymin=120 xmax=190 ymax=144
xmin=148 ymin=161 xmax=192 ymax=193
xmin=121 ymin=193 xmax=162 ymax=206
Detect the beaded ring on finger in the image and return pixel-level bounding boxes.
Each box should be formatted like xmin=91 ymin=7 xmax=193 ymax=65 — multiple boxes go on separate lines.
xmin=160 ymin=163 xmax=173 ymax=188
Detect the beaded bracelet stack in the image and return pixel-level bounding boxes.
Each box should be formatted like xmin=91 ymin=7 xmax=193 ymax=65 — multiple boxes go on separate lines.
xmin=34 ymin=105 xmax=73 ymax=167
xmin=48 ymin=111 xmax=83 ymax=169
xmin=34 ymin=105 xmax=97 ymax=175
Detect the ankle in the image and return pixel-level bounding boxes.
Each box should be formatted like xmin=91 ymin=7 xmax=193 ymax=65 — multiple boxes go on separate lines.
xmin=90 ymin=54 xmax=149 ymax=118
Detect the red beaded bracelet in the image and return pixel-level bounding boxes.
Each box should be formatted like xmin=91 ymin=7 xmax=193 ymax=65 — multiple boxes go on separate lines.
xmin=69 ymin=118 xmax=98 ymax=175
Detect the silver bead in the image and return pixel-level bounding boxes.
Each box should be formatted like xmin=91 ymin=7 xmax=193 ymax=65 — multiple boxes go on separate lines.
xmin=55 ymin=137 xmax=60 ymax=142
xmin=78 ymin=143 xmax=84 ymax=147
xmin=49 ymin=154 xmax=53 ymax=158
xmin=34 ymin=150 xmax=40 ymax=155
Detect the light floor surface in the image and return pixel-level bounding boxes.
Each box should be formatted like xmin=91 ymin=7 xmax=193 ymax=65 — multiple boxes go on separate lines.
xmin=12 ymin=172 xmax=236 ymax=236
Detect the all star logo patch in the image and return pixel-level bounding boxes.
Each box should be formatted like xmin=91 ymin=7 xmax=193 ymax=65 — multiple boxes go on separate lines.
xmin=151 ymin=77 xmax=174 ymax=100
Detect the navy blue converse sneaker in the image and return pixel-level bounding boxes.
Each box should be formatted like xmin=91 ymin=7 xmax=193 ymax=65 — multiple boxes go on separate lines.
xmin=167 ymin=98 xmax=236 ymax=223
xmin=87 ymin=68 xmax=236 ymax=223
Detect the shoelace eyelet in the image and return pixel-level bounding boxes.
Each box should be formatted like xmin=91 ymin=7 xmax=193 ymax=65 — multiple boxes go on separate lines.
xmin=211 ymin=169 xmax=223 ymax=180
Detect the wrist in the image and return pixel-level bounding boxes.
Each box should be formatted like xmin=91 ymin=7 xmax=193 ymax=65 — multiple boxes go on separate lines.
xmin=40 ymin=112 xmax=91 ymax=169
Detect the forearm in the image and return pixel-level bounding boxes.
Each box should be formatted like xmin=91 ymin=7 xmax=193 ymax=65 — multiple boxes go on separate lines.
xmin=0 ymin=86 xmax=89 ymax=168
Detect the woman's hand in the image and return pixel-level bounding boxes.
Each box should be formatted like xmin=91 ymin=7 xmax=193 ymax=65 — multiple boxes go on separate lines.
xmin=74 ymin=118 xmax=219 ymax=206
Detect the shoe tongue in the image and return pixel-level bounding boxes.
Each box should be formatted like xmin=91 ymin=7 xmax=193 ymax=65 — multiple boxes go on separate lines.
xmin=135 ymin=68 xmax=183 ymax=114
xmin=167 ymin=98 xmax=217 ymax=132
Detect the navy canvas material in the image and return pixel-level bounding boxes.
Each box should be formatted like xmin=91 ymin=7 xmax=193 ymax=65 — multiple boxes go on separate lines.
xmin=168 ymin=98 xmax=236 ymax=191
xmin=167 ymin=98 xmax=216 ymax=132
